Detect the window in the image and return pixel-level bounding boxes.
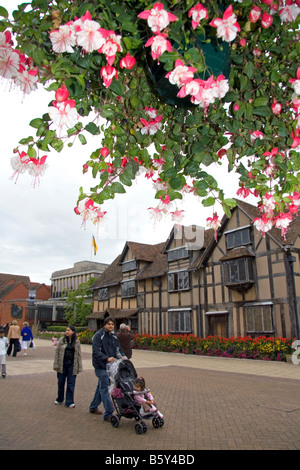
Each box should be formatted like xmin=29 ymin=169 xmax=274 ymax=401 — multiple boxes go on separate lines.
xmin=98 ymin=287 xmax=108 ymax=300
xmin=122 ymin=260 xmax=137 ymax=272
xmin=222 ymin=258 xmax=254 ymax=285
xmin=11 ymin=304 xmax=22 ymax=318
xmin=245 ymin=304 xmax=273 ymax=336
xmin=169 ymin=310 xmax=191 ymax=333
xmin=167 ymin=247 xmax=190 ymax=262
xmin=226 ymin=227 xmax=251 ymax=250
xmin=168 ymin=271 xmax=190 ymax=292
xmin=121 ymin=280 xmax=136 ymax=298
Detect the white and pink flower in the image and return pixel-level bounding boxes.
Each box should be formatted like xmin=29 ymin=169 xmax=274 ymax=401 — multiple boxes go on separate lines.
xmin=100 ymin=65 xmax=118 ymax=87
xmin=145 ymin=34 xmax=172 ymax=62
xmin=166 ymin=59 xmax=196 ymax=88
xmin=279 ymin=0 xmax=300 ymax=23
xmin=48 ymin=99 xmax=79 ymax=137
xmin=252 ymin=214 xmax=273 ymax=237
xmin=210 ymin=5 xmax=241 ymax=42
xmin=50 ymin=24 xmax=77 ymax=53
xmin=290 ymin=67 xmax=300 ymax=96
xmin=120 ymin=53 xmax=136 ymax=69
xmin=206 ymin=213 xmax=221 ymax=241
xmin=275 ymin=212 xmax=293 ymax=239
xmin=188 ymin=3 xmax=209 ymax=29
xmin=138 ymin=2 xmax=177 ymax=34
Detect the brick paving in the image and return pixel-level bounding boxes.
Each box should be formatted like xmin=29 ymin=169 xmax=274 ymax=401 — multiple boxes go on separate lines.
xmin=0 ymin=339 xmax=300 ymax=451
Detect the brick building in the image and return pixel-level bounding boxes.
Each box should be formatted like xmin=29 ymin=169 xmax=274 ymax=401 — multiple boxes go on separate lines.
xmin=0 ymin=274 xmax=51 ymax=328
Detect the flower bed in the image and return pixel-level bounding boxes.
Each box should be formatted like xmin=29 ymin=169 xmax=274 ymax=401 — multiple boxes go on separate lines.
xmin=133 ymin=334 xmax=294 ymax=362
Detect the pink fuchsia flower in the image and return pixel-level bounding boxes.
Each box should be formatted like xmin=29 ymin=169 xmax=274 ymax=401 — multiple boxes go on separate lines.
xmin=98 ymin=36 xmax=122 ymax=66
xmin=206 ymin=213 xmax=221 ymax=241
xmin=10 ymin=150 xmax=30 ymax=183
xmin=55 ymin=84 xmax=69 ymax=102
xmin=120 ymin=53 xmax=136 ymax=69
xmin=210 ymin=5 xmax=241 ymax=43
xmin=49 ymin=24 xmax=77 ymax=53
xmin=75 ymin=16 xmax=106 ymax=53
xmin=170 ymin=210 xmax=185 ymax=227
xmin=290 ymin=191 xmax=300 ymax=206
xmin=100 ymin=147 xmax=110 ymax=157
xmin=271 ymin=99 xmax=282 ymax=115
xmin=288 ymin=203 xmax=298 ymax=214
xmin=148 ymin=205 xmax=168 ymax=225
xmin=239 ymin=38 xmax=246 ymax=47
xmin=279 ymin=0 xmax=300 ymax=22
xmin=27 ymin=155 xmax=48 ymax=187
xmin=236 ymin=184 xmax=252 ymax=198
xmin=145 ymin=34 xmax=172 ymax=62
xmin=0 ymin=47 xmax=19 ymax=79
xmin=140 ymin=110 xmax=163 ymax=135
xmin=252 ymin=214 xmax=273 ymax=237
xmin=48 ymin=99 xmax=79 ymax=138
xmin=233 ymin=102 xmax=239 ymax=111
xmin=261 ymin=12 xmax=273 ymax=28
xmin=76 ymin=198 xmax=107 ymax=231
xmin=259 ymin=193 xmax=276 ymax=214
xmin=166 ymin=59 xmax=197 ymax=88
xmin=14 ymin=69 xmax=38 ymax=94
xmin=138 ymin=2 xmax=178 ymax=34
xmin=0 ymin=30 xmax=13 ymax=47
xmin=274 ymin=212 xmax=293 ymax=239
xmin=100 ymin=65 xmax=118 ymax=87
xmin=289 ymin=67 xmax=300 ymax=95
xmin=253 ymin=47 xmax=261 ymax=58
xmin=249 ymin=5 xmax=262 ymax=23
xmin=250 ymin=130 xmax=264 ymax=142
xmin=291 ymin=130 xmax=300 ymax=149
xmin=188 ymin=3 xmax=209 ymax=29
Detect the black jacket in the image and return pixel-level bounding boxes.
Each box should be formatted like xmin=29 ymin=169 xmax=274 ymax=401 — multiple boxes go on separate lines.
xmin=92 ymin=327 xmax=124 ymax=370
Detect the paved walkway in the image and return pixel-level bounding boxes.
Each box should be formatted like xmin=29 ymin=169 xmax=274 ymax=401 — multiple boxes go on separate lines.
xmin=1 ymin=339 xmax=300 ymax=451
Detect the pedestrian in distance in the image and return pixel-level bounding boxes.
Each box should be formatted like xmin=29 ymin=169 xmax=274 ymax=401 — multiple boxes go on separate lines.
xmin=20 ymin=321 xmax=34 ymax=356
xmin=53 ymin=325 xmax=82 ymax=408
xmin=117 ymin=323 xmax=134 ymax=359
xmin=7 ymin=320 xmax=21 ymax=357
xmin=89 ymin=316 xmax=125 ymax=421
xmin=0 ymin=327 xmax=8 ymax=378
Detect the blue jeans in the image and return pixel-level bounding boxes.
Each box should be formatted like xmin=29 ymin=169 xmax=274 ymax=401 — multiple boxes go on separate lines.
xmin=89 ymin=368 xmax=114 ymax=419
xmin=56 ymin=362 xmax=76 ymax=406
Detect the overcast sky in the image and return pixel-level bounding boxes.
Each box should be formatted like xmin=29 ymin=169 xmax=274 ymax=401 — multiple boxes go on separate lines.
xmin=0 ymin=0 xmax=247 ymax=285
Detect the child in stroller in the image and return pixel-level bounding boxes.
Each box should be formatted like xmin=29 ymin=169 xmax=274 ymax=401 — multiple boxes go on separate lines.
xmin=108 ymin=358 xmax=164 ymax=434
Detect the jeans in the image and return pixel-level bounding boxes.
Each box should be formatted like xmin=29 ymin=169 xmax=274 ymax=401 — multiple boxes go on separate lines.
xmin=56 ymin=362 xmax=76 ymax=406
xmin=89 ymin=368 xmax=114 ymax=419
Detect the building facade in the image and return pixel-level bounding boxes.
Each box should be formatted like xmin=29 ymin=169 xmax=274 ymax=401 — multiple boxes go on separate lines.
xmin=0 ymin=274 xmax=51 ymax=328
xmin=89 ymin=200 xmax=300 ymax=339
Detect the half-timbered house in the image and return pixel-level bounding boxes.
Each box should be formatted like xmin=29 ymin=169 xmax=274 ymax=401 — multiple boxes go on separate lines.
xmin=88 ymin=200 xmax=300 ymax=339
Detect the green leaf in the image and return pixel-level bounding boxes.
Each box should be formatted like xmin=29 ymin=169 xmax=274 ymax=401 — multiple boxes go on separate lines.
xmin=111 ymin=182 xmax=126 ymax=194
xmin=202 ymin=197 xmax=215 ymax=207
xmin=30 ymin=118 xmax=44 ymax=129
xmin=78 ymin=134 xmax=87 ymax=145
xmin=85 ymin=122 xmax=100 ymax=135
xmin=253 ymin=106 xmax=272 ymax=117
xmin=253 ymin=97 xmax=269 ymax=107
xmin=0 ymin=6 xmax=8 ymax=17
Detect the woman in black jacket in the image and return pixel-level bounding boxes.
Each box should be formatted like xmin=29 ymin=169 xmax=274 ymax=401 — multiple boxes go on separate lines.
xmin=89 ymin=317 xmax=124 ymax=421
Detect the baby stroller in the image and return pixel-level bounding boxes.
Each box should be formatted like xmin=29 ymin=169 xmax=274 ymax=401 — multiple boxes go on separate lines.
xmin=108 ymin=359 xmax=164 ymax=434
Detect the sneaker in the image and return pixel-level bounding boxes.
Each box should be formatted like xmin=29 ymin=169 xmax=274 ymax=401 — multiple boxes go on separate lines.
xmin=104 ymin=416 xmax=112 ymax=422
xmin=68 ymin=403 xmax=75 ymax=408
xmin=55 ymin=400 xmax=62 ymax=405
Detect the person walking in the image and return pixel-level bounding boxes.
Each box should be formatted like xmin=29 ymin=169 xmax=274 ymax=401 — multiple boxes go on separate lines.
xmin=89 ymin=317 xmax=125 ymax=421
xmin=20 ymin=321 xmax=34 ymax=356
xmin=7 ymin=320 xmax=21 ymax=357
xmin=117 ymin=323 xmax=134 ymax=359
xmin=0 ymin=327 xmax=8 ymax=378
xmin=53 ymin=325 xmax=82 ymax=408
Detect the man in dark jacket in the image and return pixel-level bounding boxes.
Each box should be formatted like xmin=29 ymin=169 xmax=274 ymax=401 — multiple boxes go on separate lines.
xmin=89 ymin=317 xmax=124 ymax=421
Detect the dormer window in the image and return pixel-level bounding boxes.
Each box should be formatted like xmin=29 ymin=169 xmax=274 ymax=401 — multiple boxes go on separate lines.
xmin=122 ymin=260 xmax=138 ymax=272
xmin=167 ymin=247 xmax=190 ymax=262
xmin=225 ymin=226 xmax=251 ymax=250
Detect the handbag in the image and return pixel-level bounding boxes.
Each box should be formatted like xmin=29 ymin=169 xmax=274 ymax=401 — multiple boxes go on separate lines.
xmin=29 ymin=340 xmax=33 ymax=348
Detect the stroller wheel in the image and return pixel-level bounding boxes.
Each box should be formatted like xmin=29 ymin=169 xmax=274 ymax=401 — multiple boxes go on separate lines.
xmin=110 ymin=415 xmax=120 ymax=428
xmin=141 ymin=422 xmax=147 ymax=433
xmin=152 ymin=417 xmax=161 ymax=429
xmin=135 ymin=423 xmax=144 ymax=435
xmin=159 ymin=417 xmax=164 ymax=427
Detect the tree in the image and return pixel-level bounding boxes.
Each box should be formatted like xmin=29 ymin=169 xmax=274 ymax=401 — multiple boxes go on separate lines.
xmin=0 ymin=0 xmax=299 ymax=240
xmin=64 ymin=277 xmax=96 ymax=326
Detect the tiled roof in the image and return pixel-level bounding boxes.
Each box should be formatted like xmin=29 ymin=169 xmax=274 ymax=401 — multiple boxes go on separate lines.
xmin=92 ymin=255 xmax=122 ymax=289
